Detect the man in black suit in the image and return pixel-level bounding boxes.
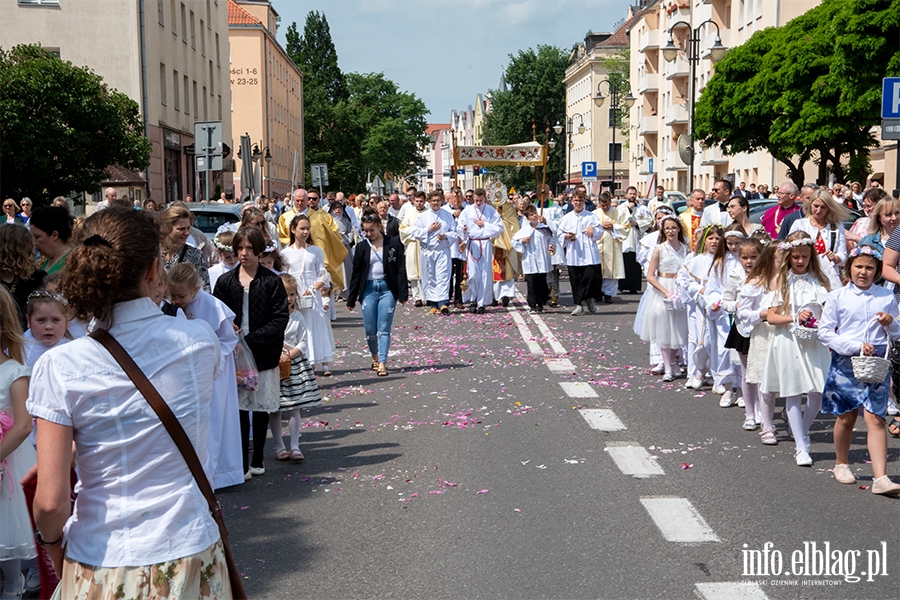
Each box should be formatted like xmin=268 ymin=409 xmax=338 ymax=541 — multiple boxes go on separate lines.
xmin=377 ymin=199 xmax=400 ymax=238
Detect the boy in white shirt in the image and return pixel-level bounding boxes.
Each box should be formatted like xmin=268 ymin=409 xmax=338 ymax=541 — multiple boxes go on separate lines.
xmin=512 ymin=205 xmax=553 ymax=313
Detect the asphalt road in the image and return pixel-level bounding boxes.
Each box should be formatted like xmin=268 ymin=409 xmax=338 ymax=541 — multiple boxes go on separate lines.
xmin=221 ymin=278 xmax=899 ymax=600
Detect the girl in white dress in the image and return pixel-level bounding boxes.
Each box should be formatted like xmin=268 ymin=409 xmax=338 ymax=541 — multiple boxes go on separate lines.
xmin=788 ymin=189 xmax=849 ymax=290
xmin=634 ymin=206 xmax=674 ymax=373
xmin=168 ymin=263 xmax=244 ymax=489
xmin=281 ymin=215 xmax=335 ymax=376
xmin=762 ymin=232 xmax=832 ymax=466
xmin=0 ymin=287 xmax=36 ymax=599
xmin=705 ymin=224 xmax=746 ymax=404
xmin=677 ymin=225 xmax=722 ymax=390
xmin=639 ymin=216 xmax=689 ymax=381
xmin=208 ymin=227 xmax=239 ymax=292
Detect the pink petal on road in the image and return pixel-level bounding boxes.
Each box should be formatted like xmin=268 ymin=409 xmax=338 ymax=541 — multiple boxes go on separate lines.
xmin=476 ymin=489 xmax=489 ymax=495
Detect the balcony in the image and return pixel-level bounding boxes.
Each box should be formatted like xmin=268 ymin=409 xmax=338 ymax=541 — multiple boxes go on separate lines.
xmin=700 ymin=144 xmax=729 ymax=166
xmin=665 ymin=53 xmax=689 ymax=80
xmin=638 ymin=71 xmax=660 ymax=93
xmin=664 ymin=102 xmax=689 ymax=125
xmin=641 ymin=115 xmax=659 ymax=135
xmin=666 ymin=149 xmax=688 ymax=171
xmin=639 ymin=29 xmax=660 ymax=53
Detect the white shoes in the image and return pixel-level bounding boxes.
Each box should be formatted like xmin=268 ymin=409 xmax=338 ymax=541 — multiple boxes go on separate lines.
xmin=570 ymin=305 xmax=584 ymax=316
xmin=662 ymin=372 xmax=674 ymax=382
xmin=795 ymin=450 xmax=813 ymax=467
xmin=650 ymin=364 xmax=665 ymax=375
xmin=871 ymin=476 xmax=900 ymax=495
xmin=742 ymin=418 xmax=760 ymax=431
xmin=711 ymin=385 xmax=727 ymax=395
xmin=719 ymin=390 xmax=734 ymax=407
xmin=685 ymin=376 xmax=703 ymax=390
xmin=736 ymin=395 xmax=745 ymax=408
xmin=832 ymin=463 xmax=856 ymax=484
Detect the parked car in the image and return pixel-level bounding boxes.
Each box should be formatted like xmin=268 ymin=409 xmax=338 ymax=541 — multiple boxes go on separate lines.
xmin=672 ymin=198 xmax=715 ymax=215
xmin=185 ymin=202 xmax=243 ymax=235
xmin=749 ymin=202 xmax=861 ymax=231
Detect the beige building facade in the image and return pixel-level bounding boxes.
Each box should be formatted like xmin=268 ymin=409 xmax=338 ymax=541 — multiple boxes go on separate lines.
xmin=228 ymin=0 xmax=303 ymax=202
xmin=2 ymin=0 xmax=233 ymax=204
xmin=563 ymin=28 xmax=635 ymax=194
xmin=627 ymin=0 xmax=820 ymax=196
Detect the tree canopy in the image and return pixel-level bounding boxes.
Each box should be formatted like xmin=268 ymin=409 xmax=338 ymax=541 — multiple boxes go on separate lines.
xmin=286 ymin=13 xmax=427 ymax=192
xmin=694 ymin=0 xmax=899 ymax=186
xmin=0 ymin=44 xmax=150 ymax=204
xmin=483 ymin=45 xmax=568 ymax=190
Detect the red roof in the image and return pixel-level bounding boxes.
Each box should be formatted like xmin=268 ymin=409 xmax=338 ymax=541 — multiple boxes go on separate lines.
xmin=426 ymin=123 xmax=450 ymax=135
xmin=228 ymin=0 xmax=262 ymax=26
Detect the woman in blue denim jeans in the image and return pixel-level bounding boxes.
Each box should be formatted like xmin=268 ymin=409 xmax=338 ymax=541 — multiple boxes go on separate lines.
xmin=346 ymin=212 xmax=409 ymax=376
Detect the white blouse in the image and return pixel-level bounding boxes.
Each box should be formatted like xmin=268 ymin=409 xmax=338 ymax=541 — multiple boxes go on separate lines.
xmin=27 ymin=298 xmax=224 ymax=567
xmin=511 ymin=222 xmax=552 ymax=274
xmin=818 ymin=283 xmax=900 ymax=356
xmin=284 ymin=310 xmax=309 ymax=356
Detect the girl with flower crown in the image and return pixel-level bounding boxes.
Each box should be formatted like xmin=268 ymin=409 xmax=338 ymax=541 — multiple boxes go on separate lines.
xmin=761 ymin=231 xmax=832 ymax=467
xmin=818 ymin=241 xmax=900 ymax=495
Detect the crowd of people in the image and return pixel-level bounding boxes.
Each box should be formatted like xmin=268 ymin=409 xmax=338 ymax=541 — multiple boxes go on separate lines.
xmin=632 ymin=179 xmax=900 ymax=497
xmin=0 ymin=176 xmax=897 ymax=598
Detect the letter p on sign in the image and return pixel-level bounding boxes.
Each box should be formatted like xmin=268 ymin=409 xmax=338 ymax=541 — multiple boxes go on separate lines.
xmin=882 ymin=78 xmax=900 ymax=119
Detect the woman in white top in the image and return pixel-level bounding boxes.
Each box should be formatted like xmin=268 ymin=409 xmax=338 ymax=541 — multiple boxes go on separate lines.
xmin=28 ymin=207 xmax=231 ymax=598
xmin=281 ymin=214 xmax=335 ymax=375
xmin=789 ymin=189 xmax=849 ymax=290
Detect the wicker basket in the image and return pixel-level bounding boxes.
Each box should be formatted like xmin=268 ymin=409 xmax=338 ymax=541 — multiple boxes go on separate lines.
xmin=851 ymin=330 xmax=891 ymax=384
xmin=299 ymin=294 xmax=314 ymax=310
xmin=279 ymin=345 xmax=292 ymax=380
xmin=791 ymin=302 xmax=822 ymax=341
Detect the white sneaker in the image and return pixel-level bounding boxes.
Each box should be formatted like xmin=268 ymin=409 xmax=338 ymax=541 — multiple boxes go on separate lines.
xmin=685 ymin=376 xmax=703 ymax=390
xmin=248 ymin=466 xmax=265 ymax=476
xmin=742 ymin=418 xmax=760 ymax=431
xmin=719 ymin=390 xmax=734 ymax=407
xmin=570 ymin=305 xmax=584 ymax=316
xmin=736 ymin=395 xmax=745 ymax=408
xmin=795 ymin=450 xmax=813 ymax=467
xmin=711 ymin=385 xmax=727 ymax=395
xmin=871 ymin=476 xmax=900 ymax=495
xmin=832 ymin=463 xmax=856 ymax=484
xmin=650 ymin=364 xmax=665 ymax=375
xmin=662 ymin=372 xmax=674 ymax=382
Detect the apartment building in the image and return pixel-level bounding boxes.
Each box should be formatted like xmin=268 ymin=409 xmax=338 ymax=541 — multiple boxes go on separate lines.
xmin=627 ymin=0 xmax=820 ymax=195
xmin=3 ymin=0 xmax=233 ymax=204
xmin=228 ymin=0 xmax=303 ymax=201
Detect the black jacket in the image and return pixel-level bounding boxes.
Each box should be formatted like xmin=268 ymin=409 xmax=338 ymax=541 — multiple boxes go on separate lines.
xmin=213 ymin=266 xmax=288 ymax=370
xmin=384 ymin=214 xmax=400 ymax=238
xmin=346 ymin=235 xmax=408 ymax=309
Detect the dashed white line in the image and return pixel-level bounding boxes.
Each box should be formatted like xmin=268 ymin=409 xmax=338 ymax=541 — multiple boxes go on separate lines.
xmin=545 ymin=357 xmax=576 ymax=373
xmin=515 ymin=292 xmax=567 ymax=355
xmin=604 ymin=443 xmax=665 ymax=478
xmin=578 ymin=408 xmax=626 ymax=431
xmin=639 ymin=497 xmax=720 ymax=543
xmin=694 ymin=582 xmax=769 ymax=600
xmin=507 ymin=306 xmax=543 ymax=355
xmin=560 ymin=382 xmax=599 ymax=398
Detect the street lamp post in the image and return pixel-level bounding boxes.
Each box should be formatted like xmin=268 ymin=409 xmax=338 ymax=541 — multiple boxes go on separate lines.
xmin=594 ymin=80 xmax=636 ymax=195
xmin=662 ymin=19 xmax=728 ymax=190
xmin=553 ymin=114 xmax=586 ymax=194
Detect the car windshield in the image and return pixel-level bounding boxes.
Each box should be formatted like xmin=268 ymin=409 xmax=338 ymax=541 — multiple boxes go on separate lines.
xmin=192 ymin=211 xmax=240 ymax=234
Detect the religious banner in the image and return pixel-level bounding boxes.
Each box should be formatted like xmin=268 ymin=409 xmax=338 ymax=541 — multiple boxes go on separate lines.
xmin=455 ymin=142 xmax=545 ymax=166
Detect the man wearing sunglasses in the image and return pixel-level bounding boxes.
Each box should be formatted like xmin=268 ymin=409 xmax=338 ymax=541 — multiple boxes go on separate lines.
xmin=700 ymin=179 xmax=734 ymax=228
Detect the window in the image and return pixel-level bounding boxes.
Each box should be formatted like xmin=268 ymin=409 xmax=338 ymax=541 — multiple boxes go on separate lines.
xmin=215 ymin=33 xmax=220 ymax=66
xmin=200 ymin=21 xmax=205 ymax=56
xmin=608 ymin=142 xmax=622 ymax=162
xmin=17 ymin=0 xmax=60 ymax=5
xmin=608 ymin=107 xmax=617 ymax=128
xmin=217 ymin=95 xmax=222 ymax=120
xmin=170 ymin=0 xmax=176 ymax=33
xmin=183 ymin=75 xmax=189 ymax=114
xmin=202 ymin=86 xmax=207 ymax=119
xmin=190 ymin=11 xmax=195 ymax=49
xmin=159 ymin=63 xmax=166 ymax=105
xmin=157 ymin=0 xmax=164 ymax=25
xmin=193 ymin=81 xmax=198 ymax=118
xmin=181 ymin=3 xmax=186 ymax=43
xmin=206 ymin=0 xmax=211 ymax=26
xmin=209 ymin=60 xmax=214 ymax=96
xmin=173 ymin=70 xmax=180 ymax=110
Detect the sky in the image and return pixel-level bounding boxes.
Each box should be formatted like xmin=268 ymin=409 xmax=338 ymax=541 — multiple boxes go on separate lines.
xmin=272 ymin=0 xmax=629 ymax=122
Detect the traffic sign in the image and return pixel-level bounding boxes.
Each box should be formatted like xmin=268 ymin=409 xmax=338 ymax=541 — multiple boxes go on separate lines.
xmin=311 ymin=163 xmax=329 ymax=187
xmin=883 ymin=120 xmax=900 ymax=141
xmin=193 ymin=121 xmax=223 ymax=172
xmin=582 ymin=161 xmax=597 ymax=177
xmin=882 ymin=78 xmax=900 ymax=119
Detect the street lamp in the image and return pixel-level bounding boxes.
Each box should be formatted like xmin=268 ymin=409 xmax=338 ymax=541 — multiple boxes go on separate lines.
xmin=662 ymin=19 xmax=728 ymax=189
xmin=552 ymin=114 xmax=586 ymax=194
xmin=594 ymin=80 xmax=636 ymax=195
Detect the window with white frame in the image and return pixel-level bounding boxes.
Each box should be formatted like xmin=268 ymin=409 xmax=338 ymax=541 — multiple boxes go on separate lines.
xmin=608 ymin=143 xmax=622 ymax=162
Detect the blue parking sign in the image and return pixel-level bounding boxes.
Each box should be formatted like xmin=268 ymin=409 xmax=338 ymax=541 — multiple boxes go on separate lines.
xmin=582 ymin=162 xmax=597 ymax=177
xmin=882 ymin=78 xmax=900 ymax=119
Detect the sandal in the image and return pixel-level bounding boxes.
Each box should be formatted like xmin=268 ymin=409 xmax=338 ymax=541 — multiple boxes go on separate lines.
xmin=371 ymin=358 xmax=379 ymax=371
xmin=291 ymin=449 xmax=305 ymax=463
xmin=760 ymin=430 xmax=778 ymax=445
xmin=377 ymin=364 xmax=388 ymax=377
xmin=275 ymin=449 xmax=291 ymax=461
xmin=888 ymin=416 xmax=900 ymax=438
xmin=322 ymin=370 xmax=332 ymax=377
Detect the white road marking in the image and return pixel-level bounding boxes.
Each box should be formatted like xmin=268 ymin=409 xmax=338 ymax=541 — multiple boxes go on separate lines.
xmin=695 ymin=582 xmax=769 ymax=600
xmin=560 ymin=382 xmax=599 ymax=398
xmin=639 ymin=497 xmax=720 ymax=543
xmin=578 ymin=408 xmax=626 ymax=431
xmin=507 ymin=307 xmax=543 ymax=355
xmin=545 ymin=357 xmax=576 ymax=373
xmin=515 ymin=292 xmax=568 ymax=355
xmin=604 ymin=443 xmax=665 ymax=478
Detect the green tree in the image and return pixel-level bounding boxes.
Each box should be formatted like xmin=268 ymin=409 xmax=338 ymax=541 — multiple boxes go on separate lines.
xmin=0 ymin=44 xmax=150 ymax=204
xmin=695 ymin=0 xmax=899 ymax=187
xmin=600 ymin=49 xmax=632 ymax=146
xmin=483 ymin=45 xmax=568 ymax=190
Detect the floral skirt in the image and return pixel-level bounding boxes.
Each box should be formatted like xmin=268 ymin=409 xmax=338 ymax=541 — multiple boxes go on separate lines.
xmin=51 ymin=540 xmax=232 ymax=600
xmin=821 ymin=349 xmax=889 ymax=418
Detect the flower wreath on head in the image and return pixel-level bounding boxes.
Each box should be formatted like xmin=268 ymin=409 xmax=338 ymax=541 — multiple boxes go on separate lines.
xmin=777 ymin=238 xmax=815 ymax=251
xmin=263 ymin=241 xmax=277 ymax=254
xmin=214 ymin=222 xmax=240 ymax=251
xmin=849 ymin=244 xmax=883 ymax=261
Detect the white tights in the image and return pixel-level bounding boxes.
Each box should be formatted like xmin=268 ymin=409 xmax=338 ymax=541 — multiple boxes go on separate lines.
xmin=785 ymin=392 xmax=822 ymax=453
xmin=269 ymin=409 xmax=302 ymax=452
xmin=661 ymin=347 xmax=678 ymax=375
xmin=739 ymin=354 xmax=758 ymax=421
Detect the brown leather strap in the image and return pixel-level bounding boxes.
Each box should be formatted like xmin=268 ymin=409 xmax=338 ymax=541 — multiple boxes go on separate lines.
xmin=89 ymin=329 xmax=246 ymax=598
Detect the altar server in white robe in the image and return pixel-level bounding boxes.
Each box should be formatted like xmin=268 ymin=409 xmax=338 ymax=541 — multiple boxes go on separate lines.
xmin=167 ymin=263 xmax=244 ymax=489
xmin=399 ymin=191 xmax=428 ymax=306
xmin=593 ymin=191 xmax=631 ymax=303
xmin=457 ymin=188 xmax=504 ymax=313
xmin=512 ymin=204 xmax=553 ymax=312
xmin=558 ymin=190 xmax=605 ymax=316
xmin=412 ymin=190 xmax=458 ymax=314
xmin=534 ymin=189 xmax=565 ymax=306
